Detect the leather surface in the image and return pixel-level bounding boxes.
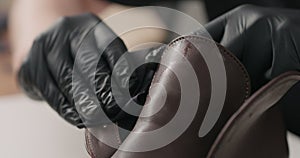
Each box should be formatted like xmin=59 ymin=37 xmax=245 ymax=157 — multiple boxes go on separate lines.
xmin=85 ymin=124 xmax=121 ymax=158
xmin=86 ymin=35 xmax=299 ymax=158
xmin=111 ymin=35 xmax=250 ymax=158
xmin=207 ymin=71 xmax=300 ymax=158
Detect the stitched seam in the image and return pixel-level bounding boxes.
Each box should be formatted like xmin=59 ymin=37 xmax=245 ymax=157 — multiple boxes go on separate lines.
xmin=85 ymin=131 xmax=97 ymax=158
xmin=219 ymin=45 xmax=251 ymax=100
xmin=164 ymin=35 xmax=251 ymax=102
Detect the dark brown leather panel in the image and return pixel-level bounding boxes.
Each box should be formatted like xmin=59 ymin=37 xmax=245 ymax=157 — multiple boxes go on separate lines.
xmin=207 ymin=71 xmax=300 ymax=158
xmin=85 ymin=124 xmax=122 ymax=158
xmin=85 ymin=35 xmax=300 ymax=158
xmin=112 ymin=36 xmax=251 ymax=158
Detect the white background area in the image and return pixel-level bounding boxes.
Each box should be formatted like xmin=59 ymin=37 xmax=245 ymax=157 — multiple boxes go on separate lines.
xmin=0 ymin=94 xmax=299 ymax=158
xmin=0 ymin=95 xmax=88 ymax=158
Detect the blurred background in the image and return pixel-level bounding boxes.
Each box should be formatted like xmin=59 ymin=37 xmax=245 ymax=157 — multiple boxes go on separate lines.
xmin=1 ymin=1 xmax=87 ymax=157
xmin=0 ymin=0 xmax=300 ymax=158
xmin=0 ymin=1 xmax=207 ymax=158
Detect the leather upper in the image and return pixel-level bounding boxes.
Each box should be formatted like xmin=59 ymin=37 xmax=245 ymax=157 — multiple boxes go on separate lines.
xmin=86 ymin=35 xmax=300 ymax=158
xmin=87 ymin=35 xmax=251 ymax=158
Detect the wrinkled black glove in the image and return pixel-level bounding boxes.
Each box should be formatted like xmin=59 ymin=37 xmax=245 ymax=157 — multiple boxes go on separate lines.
xmin=194 ymin=5 xmax=300 ymax=135
xmin=18 ymin=13 xmax=164 ymax=129
xmin=194 ymin=4 xmax=300 ymax=91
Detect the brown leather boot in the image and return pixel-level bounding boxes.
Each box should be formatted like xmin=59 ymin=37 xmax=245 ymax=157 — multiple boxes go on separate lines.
xmin=86 ymin=35 xmax=300 ymax=158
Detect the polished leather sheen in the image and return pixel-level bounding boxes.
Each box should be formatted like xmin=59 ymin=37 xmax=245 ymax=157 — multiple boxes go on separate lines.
xmin=86 ymin=35 xmax=300 ymax=158
xmin=86 ymin=35 xmax=251 ymax=157
xmin=207 ymin=71 xmax=300 ymax=158
xmin=85 ymin=124 xmax=122 ymax=158
xmin=111 ymin=36 xmax=250 ymax=158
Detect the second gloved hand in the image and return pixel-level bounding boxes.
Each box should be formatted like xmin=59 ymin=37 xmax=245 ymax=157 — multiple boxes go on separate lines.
xmin=18 ymin=13 xmax=164 ymax=129
xmin=194 ymin=4 xmax=300 ymax=135
xmin=194 ymin=4 xmax=300 ymax=91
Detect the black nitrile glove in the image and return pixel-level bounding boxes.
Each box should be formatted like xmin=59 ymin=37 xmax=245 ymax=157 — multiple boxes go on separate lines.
xmin=195 ymin=5 xmax=300 ymax=135
xmin=18 ymin=13 xmax=164 ymax=129
xmin=194 ymin=4 xmax=300 ymax=91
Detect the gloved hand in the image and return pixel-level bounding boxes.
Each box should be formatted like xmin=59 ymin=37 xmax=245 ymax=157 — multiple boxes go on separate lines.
xmin=17 ymin=13 xmax=164 ymax=128
xmin=194 ymin=4 xmax=300 ymax=91
xmin=194 ymin=4 xmax=300 ymax=135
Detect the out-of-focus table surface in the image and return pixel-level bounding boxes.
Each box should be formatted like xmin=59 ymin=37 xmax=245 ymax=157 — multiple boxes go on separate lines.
xmin=0 ymin=95 xmax=88 ymax=158
xmin=0 ymin=94 xmax=299 ymax=158
xmin=288 ymin=132 xmax=300 ymax=158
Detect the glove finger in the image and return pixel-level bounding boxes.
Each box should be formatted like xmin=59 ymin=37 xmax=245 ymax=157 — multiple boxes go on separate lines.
xmin=46 ymin=15 xmax=129 ymax=126
xmin=93 ymin=22 xmax=135 ymax=119
xmin=203 ymin=4 xmax=258 ymax=43
xmin=93 ymin=22 xmax=126 ymax=70
xmin=45 ymin=41 xmax=86 ymax=126
xmin=93 ymin=22 xmax=136 ymax=92
xmin=21 ymin=38 xmax=83 ymax=127
xmin=72 ymin=26 xmax=121 ymax=126
xmin=269 ymin=22 xmax=300 ymax=78
xmin=45 ymin=13 xmax=110 ymax=126
xmin=203 ymin=13 xmax=227 ymax=43
xmin=94 ymin=26 xmax=158 ymax=128
xmin=18 ymin=61 xmax=44 ymax=101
